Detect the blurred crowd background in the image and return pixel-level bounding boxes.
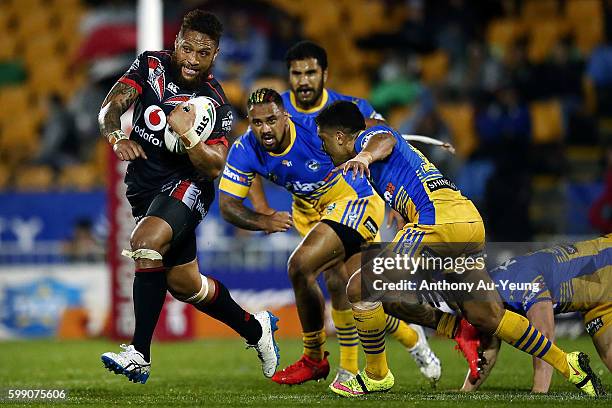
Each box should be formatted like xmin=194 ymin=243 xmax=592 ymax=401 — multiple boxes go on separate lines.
xmin=1 ymin=0 xmax=611 ymax=257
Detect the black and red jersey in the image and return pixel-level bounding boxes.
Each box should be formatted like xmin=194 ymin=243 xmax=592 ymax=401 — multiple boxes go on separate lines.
xmin=118 ymin=50 xmax=233 ymax=199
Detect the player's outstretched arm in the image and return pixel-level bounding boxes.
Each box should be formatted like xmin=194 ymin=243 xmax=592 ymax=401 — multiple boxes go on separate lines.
xmin=248 ymin=175 xmax=274 ymax=215
xmin=219 ymin=192 xmax=293 ymax=234
xmin=526 ymin=301 xmax=556 ymax=393
xmin=98 ymin=82 xmax=147 ymax=161
xmin=339 ymin=131 xmax=396 ymax=179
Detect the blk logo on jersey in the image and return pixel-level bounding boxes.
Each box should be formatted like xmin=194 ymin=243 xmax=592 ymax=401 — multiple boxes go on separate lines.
xmin=166 ymin=82 xmax=179 ymax=94
xmin=144 ymin=105 xmax=167 ymax=131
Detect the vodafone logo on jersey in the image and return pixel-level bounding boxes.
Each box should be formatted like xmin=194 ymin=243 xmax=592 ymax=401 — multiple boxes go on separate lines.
xmin=144 ymin=105 xmax=166 ymax=131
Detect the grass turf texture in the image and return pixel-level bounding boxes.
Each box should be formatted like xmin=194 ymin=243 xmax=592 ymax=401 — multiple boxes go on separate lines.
xmin=0 ymin=337 xmax=609 ymax=407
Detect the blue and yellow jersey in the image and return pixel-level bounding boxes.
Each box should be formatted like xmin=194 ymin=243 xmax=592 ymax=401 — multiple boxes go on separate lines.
xmin=355 ymin=125 xmax=481 ymax=225
xmin=281 ymin=88 xmax=383 ymax=120
xmin=219 ymin=116 xmax=385 ymax=241
xmin=491 ymin=235 xmax=612 ymax=315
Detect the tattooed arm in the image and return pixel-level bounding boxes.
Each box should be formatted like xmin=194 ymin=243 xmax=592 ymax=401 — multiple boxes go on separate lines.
xmin=98 ymin=82 xmax=147 ymax=161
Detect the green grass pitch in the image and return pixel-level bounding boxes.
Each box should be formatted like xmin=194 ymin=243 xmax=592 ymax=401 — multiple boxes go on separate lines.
xmin=0 ymin=336 xmax=610 ymax=407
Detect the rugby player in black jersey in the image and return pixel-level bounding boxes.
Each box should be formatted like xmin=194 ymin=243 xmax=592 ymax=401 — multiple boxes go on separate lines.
xmin=98 ymin=10 xmax=279 ymax=384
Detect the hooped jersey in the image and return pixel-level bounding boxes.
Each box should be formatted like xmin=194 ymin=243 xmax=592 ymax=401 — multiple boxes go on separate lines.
xmin=355 ymin=125 xmax=481 ymax=225
xmin=491 ymin=235 xmax=612 ymax=315
xmin=281 ymin=88 xmax=383 ymax=120
xmin=219 ymin=117 xmax=377 ymax=205
xmin=118 ymin=50 xmax=233 ymax=198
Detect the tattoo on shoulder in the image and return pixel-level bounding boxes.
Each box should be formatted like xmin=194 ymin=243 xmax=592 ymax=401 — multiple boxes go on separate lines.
xmin=104 ymin=82 xmax=139 ymax=110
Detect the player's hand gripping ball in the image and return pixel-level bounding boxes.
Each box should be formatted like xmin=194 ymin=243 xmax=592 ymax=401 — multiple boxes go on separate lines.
xmin=165 ymin=96 xmax=216 ymax=154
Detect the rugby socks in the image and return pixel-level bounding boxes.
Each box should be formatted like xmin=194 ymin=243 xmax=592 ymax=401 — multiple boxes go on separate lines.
xmin=494 ymin=310 xmax=570 ymax=378
xmin=303 ymin=329 xmax=327 ymax=361
xmin=386 ymin=315 xmax=419 ymax=349
xmin=197 ymin=278 xmax=262 ymax=345
xmin=332 ymin=308 xmax=359 ymax=374
xmin=131 ymin=266 xmax=167 ymax=362
xmin=436 ymin=313 xmax=459 ymax=339
xmin=353 ymin=302 xmax=389 ymax=380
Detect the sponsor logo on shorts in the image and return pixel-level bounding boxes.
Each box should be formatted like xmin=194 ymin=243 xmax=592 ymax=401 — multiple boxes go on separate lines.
xmin=585 ymin=317 xmax=603 ymax=337
xmin=426 ymin=177 xmax=458 ymax=192
xmin=144 ymin=105 xmax=167 ymax=131
xmin=133 ymin=124 xmax=162 ymax=147
xmin=306 ymin=159 xmax=320 ymax=172
xmin=326 ymin=203 xmax=336 ymax=215
xmin=364 ymin=216 xmax=379 ymax=235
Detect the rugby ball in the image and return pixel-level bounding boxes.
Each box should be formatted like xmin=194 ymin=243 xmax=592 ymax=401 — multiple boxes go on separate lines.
xmin=164 ymin=96 xmax=216 ymax=154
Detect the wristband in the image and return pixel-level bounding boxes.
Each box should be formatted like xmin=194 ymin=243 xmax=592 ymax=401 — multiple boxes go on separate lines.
xmin=179 ymin=128 xmax=201 ymax=150
xmin=107 ymin=129 xmax=128 ymax=145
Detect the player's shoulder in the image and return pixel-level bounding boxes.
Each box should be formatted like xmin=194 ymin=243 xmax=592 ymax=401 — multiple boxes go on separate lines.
xmin=280 ymin=90 xmax=291 ymax=102
xmin=231 ymin=129 xmax=257 ymax=152
xmin=361 ymin=124 xmax=394 ymax=139
xmin=291 ymin=115 xmax=317 ymax=133
xmin=138 ymin=50 xmax=172 ymax=63
xmin=197 ymin=75 xmax=229 ymax=106
xmin=326 ymin=88 xmax=366 ymax=105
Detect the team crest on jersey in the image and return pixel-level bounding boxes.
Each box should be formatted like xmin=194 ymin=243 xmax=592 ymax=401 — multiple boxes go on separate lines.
xmin=305 ymin=159 xmax=320 ymax=172
xmin=144 ymin=105 xmax=167 ymax=131
xmin=147 ymin=56 xmax=166 ymax=100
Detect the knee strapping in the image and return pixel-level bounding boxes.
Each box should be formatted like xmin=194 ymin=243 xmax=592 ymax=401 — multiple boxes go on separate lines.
xmin=182 ymin=274 xmax=209 ymax=304
xmin=122 ymin=248 xmax=163 ymax=261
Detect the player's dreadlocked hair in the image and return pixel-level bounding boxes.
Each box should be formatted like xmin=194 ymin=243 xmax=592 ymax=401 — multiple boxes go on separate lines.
xmin=181 ymin=10 xmax=224 ymax=44
xmin=285 ymin=41 xmax=328 ymax=70
xmin=316 ymin=101 xmax=366 ymax=137
xmin=247 ymin=88 xmax=284 ymax=109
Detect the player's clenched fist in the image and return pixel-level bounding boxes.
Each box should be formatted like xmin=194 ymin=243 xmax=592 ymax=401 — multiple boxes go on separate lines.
xmin=113 ymin=139 xmax=148 ymax=161
xmin=167 ymin=102 xmax=196 ymax=136
xmin=262 ymin=211 xmax=293 ymax=234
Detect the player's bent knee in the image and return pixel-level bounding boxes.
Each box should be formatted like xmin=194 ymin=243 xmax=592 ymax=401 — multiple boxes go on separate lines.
xmin=287 ymin=251 xmax=314 ymax=284
xmin=346 ymin=272 xmax=362 ymax=304
xmin=323 ymin=269 xmax=347 ymax=295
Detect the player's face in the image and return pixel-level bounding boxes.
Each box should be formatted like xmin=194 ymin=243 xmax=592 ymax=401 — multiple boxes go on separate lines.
xmin=248 ymin=102 xmax=289 ymax=153
xmin=288 ymin=58 xmax=327 ymax=109
xmin=318 ymin=126 xmax=354 ymax=166
xmin=173 ymin=29 xmax=219 ymax=88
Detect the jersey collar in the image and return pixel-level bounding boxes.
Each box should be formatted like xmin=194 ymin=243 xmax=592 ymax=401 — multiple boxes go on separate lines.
xmin=289 ymin=88 xmax=329 ymax=114
xmin=268 ymin=119 xmax=297 ymax=157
